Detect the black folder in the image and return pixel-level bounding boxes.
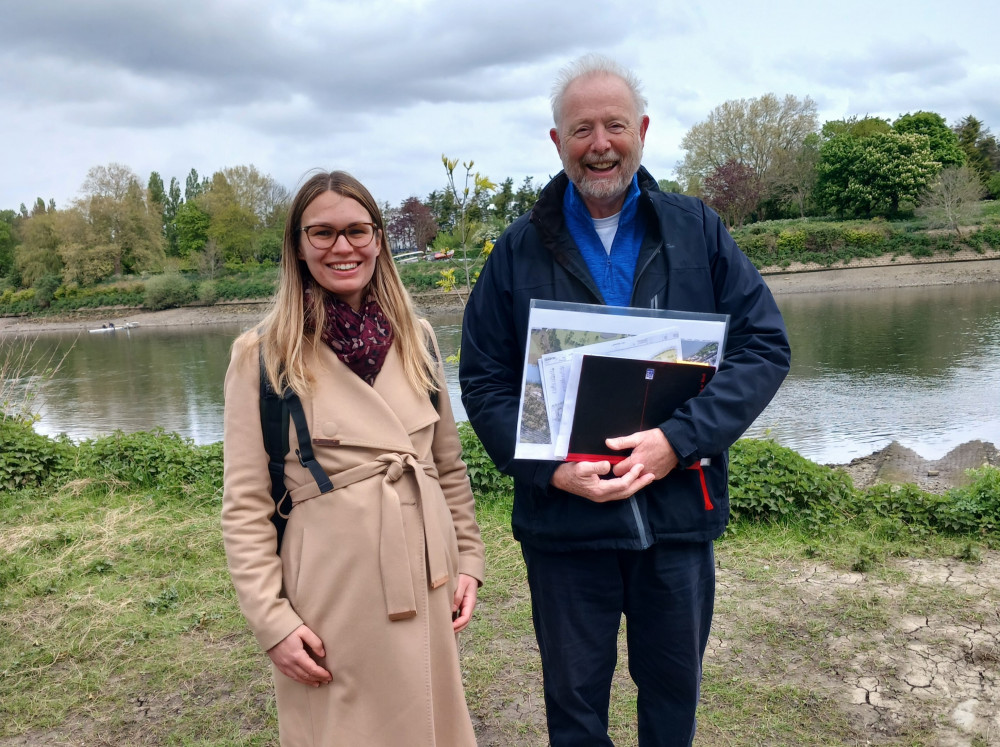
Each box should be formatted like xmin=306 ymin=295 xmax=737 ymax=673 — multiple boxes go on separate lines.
xmin=565 ymin=355 xmax=715 ymax=462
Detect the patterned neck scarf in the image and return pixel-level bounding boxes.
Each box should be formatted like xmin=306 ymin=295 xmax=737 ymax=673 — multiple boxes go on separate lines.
xmin=318 ymin=293 xmax=394 ymax=385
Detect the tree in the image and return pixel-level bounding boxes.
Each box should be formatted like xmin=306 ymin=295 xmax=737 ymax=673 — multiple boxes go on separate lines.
xmin=893 ymin=111 xmax=965 ymax=168
xmin=512 ymin=176 xmax=541 ymax=218
xmin=147 ymin=171 xmax=168 ymax=249
xmin=816 ymin=129 xmax=939 ymax=218
xmin=953 ymin=115 xmax=1000 ymax=196
xmin=163 ymin=176 xmax=183 ymax=256
xmin=657 ymin=179 xmax=683 ymax=194
xmin=440 ymin=156 xmax=495 ymax=299
xmin=0 ymin=210 xmax=18 ymax=280
xmin=73 ymin=163 xmax=166 ymax=277
xmin=916 ymin=165 xmax=985 ymax=237
xmin=15 ymin=211 xmax=64 ymax=286
xmin=702 ymin=160 xmax=763 ymax=228
xmin=678 ymin=93 xmax=818 ymax=215
xmin=386 ymin=197 xmax=437 ymax=254
xmin=781 ymin=133 xmax=821 ymax=217
xmin=185 ymin=168 xmax=207 ymax=201
xmin=174 ymin=200 xmax=211 ymax=258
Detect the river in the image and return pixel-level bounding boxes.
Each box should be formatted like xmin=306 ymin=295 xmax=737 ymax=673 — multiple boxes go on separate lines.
xmin=5 ymin=281 xmax=999 ymax=465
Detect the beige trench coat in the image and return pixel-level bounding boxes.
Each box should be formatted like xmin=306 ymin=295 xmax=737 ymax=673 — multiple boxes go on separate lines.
xmin=222 ymin=324 xmax=484 ymax=746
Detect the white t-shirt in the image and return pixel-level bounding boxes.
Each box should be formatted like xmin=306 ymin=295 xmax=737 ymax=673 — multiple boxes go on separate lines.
xmin=592 ymin=212 xmax=621 ymax=255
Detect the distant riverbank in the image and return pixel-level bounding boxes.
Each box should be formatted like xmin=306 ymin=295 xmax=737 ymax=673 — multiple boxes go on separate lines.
xmin=2 ymin=253 xmax=998 ymax=336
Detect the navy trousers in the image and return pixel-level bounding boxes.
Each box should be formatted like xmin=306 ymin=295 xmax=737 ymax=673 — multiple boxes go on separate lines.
xmin=521 ymin=540 xmax=715 ymax=746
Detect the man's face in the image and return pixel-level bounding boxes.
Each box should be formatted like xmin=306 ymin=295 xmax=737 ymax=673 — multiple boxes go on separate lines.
xmin=550 ymin=74 xmax=649 ymax=212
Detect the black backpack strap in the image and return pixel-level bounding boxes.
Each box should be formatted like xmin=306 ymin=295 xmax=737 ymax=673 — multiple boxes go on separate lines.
xmin=286 ymin=393 xmax=333 ymax=494
xmin=259 ymin=351 xmax=291 ymax=548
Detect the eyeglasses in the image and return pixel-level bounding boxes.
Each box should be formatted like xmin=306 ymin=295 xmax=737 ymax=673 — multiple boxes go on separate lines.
xmin=300 ymin=222 xmax=377 ymax=250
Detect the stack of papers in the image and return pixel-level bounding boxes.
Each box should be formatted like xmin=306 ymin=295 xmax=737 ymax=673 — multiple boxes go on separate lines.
xmin=514 ymin=300 xmax=729 ymax=462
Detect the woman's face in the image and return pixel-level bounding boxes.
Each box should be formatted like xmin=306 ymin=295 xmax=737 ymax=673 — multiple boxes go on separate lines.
xmin=297 ymin=190 xmax=381 ymax=310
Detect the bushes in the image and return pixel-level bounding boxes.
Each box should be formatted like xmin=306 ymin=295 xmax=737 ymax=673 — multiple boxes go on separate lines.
xmin=728 ymin=218 xmax=985 ymax=269
xmin=458 ymin=421 xmax=513 ymax=497
xmin=728 ymin=438 xmax=854 ymax=533
xmin=2 ymin=422 xmax=996 ymax=540
xmin=0 ymin=417 xmax=73 ymax=490
xmin=74 ymin=429 xmax=222 ymax=491
xmin=144 ymin=273 xmax=195 ymax=310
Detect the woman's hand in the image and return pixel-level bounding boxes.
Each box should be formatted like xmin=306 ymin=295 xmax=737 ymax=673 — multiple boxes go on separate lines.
xmin=452 ymin=573 xmax=479 ymax=632
xmin=267 ymin=624 xmax=333 ymax=687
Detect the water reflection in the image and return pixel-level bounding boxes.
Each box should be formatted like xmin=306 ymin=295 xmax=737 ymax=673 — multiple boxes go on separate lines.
xmin=745 ymin=283 xmax=1000 ymax=462
xmin=5 ymin=282 xmax=999 ymax=465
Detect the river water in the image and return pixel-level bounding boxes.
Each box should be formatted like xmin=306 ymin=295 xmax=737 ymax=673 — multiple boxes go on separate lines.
xmin=5 ymin=282 xmax=1000 ymax=465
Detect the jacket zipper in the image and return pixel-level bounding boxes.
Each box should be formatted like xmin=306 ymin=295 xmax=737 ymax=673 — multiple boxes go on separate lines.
xmin=628 ymin=494 xmax=650 ymax=548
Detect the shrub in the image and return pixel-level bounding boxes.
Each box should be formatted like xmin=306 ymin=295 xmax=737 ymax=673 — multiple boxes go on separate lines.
xmin=0 ymin=417 xmax=73 ymax=489
xmin=74 ymin=429 xmax=222 ymax=491
xmin=728 ymin=438 xmax=853 ymax=532
xmin=32 ymin=274 xmax=62 ymax=309
xmin=197 ymin=280 xmax=219 ymax=306
xmin=457 ymin=421 xmax=512 ymax=499
xmin=144 ymin=273 xmax=195 ymax=310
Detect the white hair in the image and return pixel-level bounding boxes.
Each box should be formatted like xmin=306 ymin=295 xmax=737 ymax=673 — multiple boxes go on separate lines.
xmin=550 ymin=54 xmax=648 ymax=129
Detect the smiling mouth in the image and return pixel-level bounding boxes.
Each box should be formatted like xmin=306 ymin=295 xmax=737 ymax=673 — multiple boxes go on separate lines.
xmin=330 ymin=262 xmax=360 ymax=271
xmin=585 ymin=160 xmax=618 ymax=173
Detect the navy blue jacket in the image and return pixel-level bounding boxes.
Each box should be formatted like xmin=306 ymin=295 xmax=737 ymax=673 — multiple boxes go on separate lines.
xmin=460 ymin=168 xmax=790 ymax=551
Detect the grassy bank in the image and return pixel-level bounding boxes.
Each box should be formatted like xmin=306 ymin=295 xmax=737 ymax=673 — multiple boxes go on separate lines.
xmin=1 ymin=421 xmax=998 ymax=744
xmin=3 ymin=207 xmax=1000 ymax=320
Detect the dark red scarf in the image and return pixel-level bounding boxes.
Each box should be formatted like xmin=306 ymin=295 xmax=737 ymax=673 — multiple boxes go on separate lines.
xmin=318 ymin=294 xmax=394 ymax=385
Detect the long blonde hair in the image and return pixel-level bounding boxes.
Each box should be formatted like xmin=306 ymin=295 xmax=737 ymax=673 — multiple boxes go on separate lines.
xmin=253 ymin=170 xmax=436 ymax=397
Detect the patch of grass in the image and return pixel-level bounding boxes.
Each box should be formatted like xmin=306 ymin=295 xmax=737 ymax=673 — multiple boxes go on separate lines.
xmin=2 ymin=430 xmax=998 ymax=745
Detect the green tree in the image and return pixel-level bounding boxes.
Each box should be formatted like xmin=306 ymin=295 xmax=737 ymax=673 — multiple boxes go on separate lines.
xmin=174 ymin=200 xmax=211 ymax=258
xmin=53 ymin=208 xmax=116 ymax=285
xmin=657 ymin=179 xmax=683 ymax=193
xmin=73 ymin=163 xmax=166 ymax=277
xmin=816 ymin=128 xmax=939 ymax=218
xmin=185 ymin=168 xmax=207 ymax=201
xmin=0 ymin=210 xmax=18 ymax=281
xmin=893 ymin=111 xmax=965 ymax=168
xmin=952 ymin=115 xmax=1000 ymax=195
xmin=15 ymin=211 xmax=64 ymax=286
xmin=163 ymin=176 xmax=183 ymax=256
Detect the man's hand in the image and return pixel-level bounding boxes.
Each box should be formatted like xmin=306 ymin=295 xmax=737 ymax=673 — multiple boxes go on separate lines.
xmin=551 ymin=459 xmax=655 ymax=503
xmin=608 ymin=428 xmax=678 ymax=480
xmin=267 ymin=624 xmax=333 ymax=687
xmin=452 ymin=573 xmax=479 ymax=632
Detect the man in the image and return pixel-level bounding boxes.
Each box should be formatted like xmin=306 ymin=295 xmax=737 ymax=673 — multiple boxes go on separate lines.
xmin=460 ymin=54 xmax=790 ymax=746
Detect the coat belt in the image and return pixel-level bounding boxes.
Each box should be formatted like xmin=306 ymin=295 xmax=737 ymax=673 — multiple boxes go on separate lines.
xmin=287 ymin=453 xmax=450 ymax=621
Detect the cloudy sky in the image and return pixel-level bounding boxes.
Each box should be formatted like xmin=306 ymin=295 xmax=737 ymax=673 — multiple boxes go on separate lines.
xmin=2 ymin=0 xmax=998 ymax=213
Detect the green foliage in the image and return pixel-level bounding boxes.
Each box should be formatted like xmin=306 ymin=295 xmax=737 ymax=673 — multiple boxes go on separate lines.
xmin=816 ymin=130 xmax=940 ymax=219
xmin=197 ymin=279 xmax=219 ymax=305
xmin=73 ymin=429 xmax=222 ymax=490
xmin=965 ymin=225 xmax=1000 ymax=252
xmin=892 ymin=111 xmax=966 ymax=168
xmin=846 ymin=467 xmax=1000 ymax=537
xmin=143 ymin=272 xmax=195 ymax=310
xmin=48 ymin=281 xmax=145 ymax=311
xmin=0 ymin=417 xmax=73 ymax=490
xmin=457 ymin=421 xmax=512 ymax=499
xmin=31 ymin=274 xmax=62 ymax=309
xmin=212 ymin=269 xmax=278 ymax=301
xmin=728 ymin=438 xmax=853 ymax=533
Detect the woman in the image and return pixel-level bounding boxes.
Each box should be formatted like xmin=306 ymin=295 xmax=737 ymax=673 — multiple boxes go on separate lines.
xmin=222 ymin=171 xmax=484 ymax=745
